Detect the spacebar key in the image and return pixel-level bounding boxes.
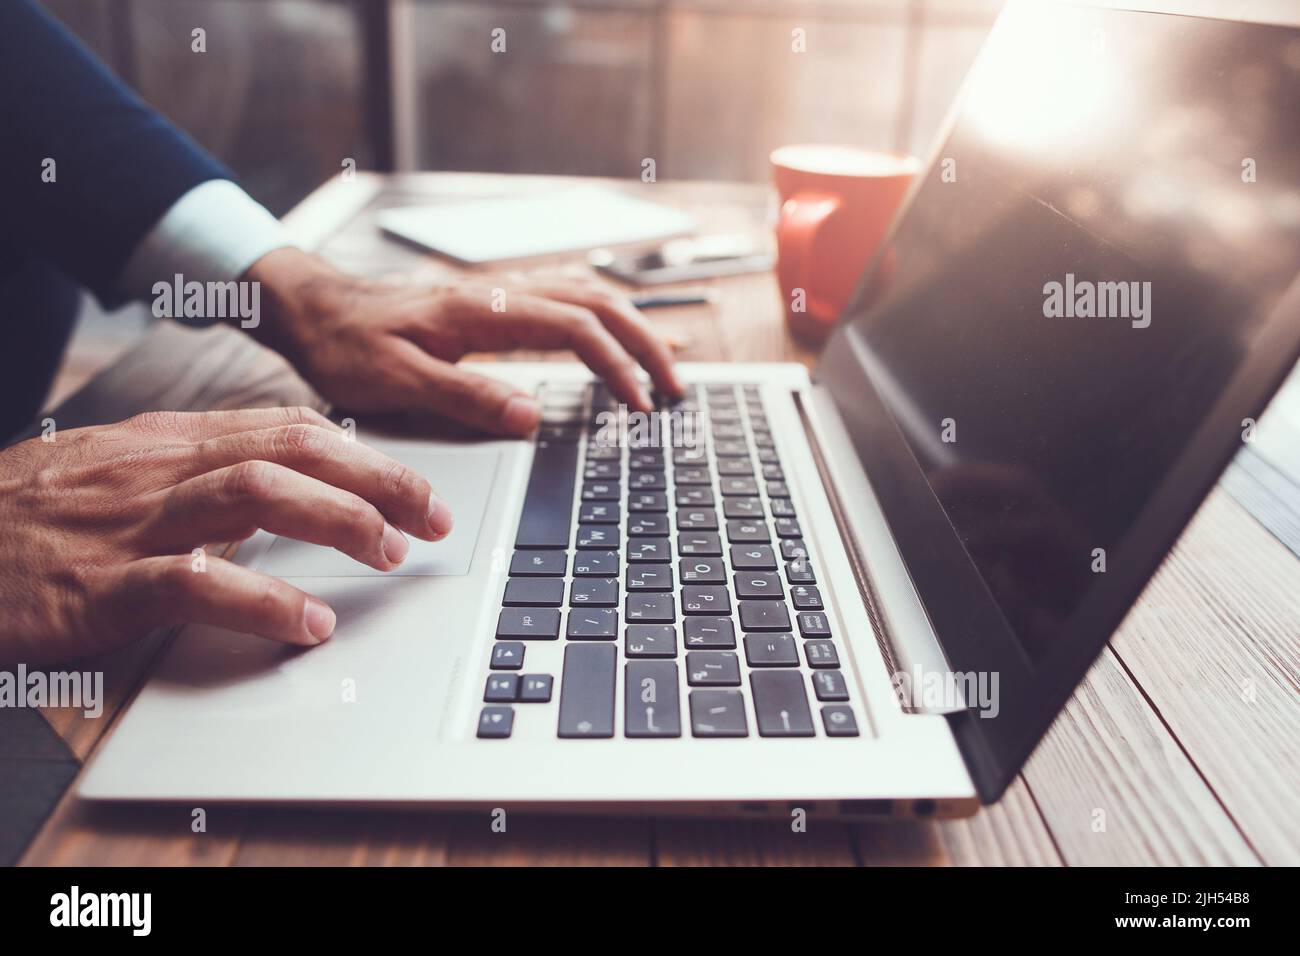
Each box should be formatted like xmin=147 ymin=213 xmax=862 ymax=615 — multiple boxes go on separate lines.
xmin=515 ymin=440 xmax=581 ymax=549
xmin=558 ymin=644 xmax=616 ymax=738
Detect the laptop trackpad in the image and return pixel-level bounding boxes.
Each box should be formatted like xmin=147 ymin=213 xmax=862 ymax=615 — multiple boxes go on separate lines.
xmin=248 ymin=447 xmax=499 ymax=577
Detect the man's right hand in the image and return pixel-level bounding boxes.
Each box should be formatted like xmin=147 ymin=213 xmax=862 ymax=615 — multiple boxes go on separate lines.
xmin=0 ymin=407 xmax=452 ymax=666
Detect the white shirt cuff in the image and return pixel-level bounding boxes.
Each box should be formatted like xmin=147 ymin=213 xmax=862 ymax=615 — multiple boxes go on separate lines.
xmin=118 ymin=179 xmax=294 ymax=319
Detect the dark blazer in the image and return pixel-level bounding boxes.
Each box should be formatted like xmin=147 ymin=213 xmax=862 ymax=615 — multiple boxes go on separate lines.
xmin=0 ymin=0 xmax=231 ymax=440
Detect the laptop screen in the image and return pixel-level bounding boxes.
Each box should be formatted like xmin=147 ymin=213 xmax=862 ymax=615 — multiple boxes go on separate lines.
xmin=817 ymin=1 xmax=1300 ymax=799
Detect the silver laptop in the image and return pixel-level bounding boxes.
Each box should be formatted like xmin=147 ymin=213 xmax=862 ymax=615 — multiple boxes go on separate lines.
xmin=81 ymin=1 xmax=1300 ymax=817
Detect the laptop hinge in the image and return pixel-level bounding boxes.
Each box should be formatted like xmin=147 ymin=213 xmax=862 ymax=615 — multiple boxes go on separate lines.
xmin=794 ymin=387 xmax=964 ymax=715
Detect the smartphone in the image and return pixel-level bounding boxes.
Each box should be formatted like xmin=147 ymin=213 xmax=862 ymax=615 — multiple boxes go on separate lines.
xmin=590 ymin=234 xmax=773 ymax=287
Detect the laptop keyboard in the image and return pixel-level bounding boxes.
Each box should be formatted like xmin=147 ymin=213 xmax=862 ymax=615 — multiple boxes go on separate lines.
xmin=476 ymin=382 xmax=859 ymax=741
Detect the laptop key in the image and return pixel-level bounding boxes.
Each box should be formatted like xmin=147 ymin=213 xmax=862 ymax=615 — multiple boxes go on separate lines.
xmin=735 ymin=571 xmax=784 ymax=600
xmin=677 ymin=532 xmax=722 ymax=556
xmin=811 ymin=670 xmax=850 ymax=701
xmin=738 ymin=601 xmax=791 ymax=632
xmin=629 ymin=450 xmax=665 ymax=470
xmin=558 ymin=644 xmax=616 ymax=738
xmin=720 ymin=477 xmax=759 ymax=496
xmin=628 ymin=514 xmax=669 ymax=537
xmin=625 ymin=661 xmax=682 ymax=737
xmin=775 ymin=517 xmax=802 ymax=539
xmin=821 ymin=705 xmax=859 ymax=737
xmin=627 ymin=538 xmax=670 ymax=563
xmin=744 ymin=632 xmax=800 ymax=667
xmin=629 ymin=492 xmax=668 ymax=513
xmin=689 ymin=690 xmax=748 ymax=737
xmin=626 ymin=593 xmax=676 ymax=623
xmin=584 ymin=461 xmax=620 ymax=480
xmin=676 ymin=487 xmax=715 ymax=507
xmin=726 ymin=520 xmax=769 ymax=543
xmin=785 ymin=559 xmax=816 ymax=584
xmin=796 ymin=611 xmax=831 ymax=637
xmin=575 ymin=524 xmax=617 ymax=549
xmin=627 ymin=564 xmax=673 ymax=591
xmin=716 ymin=457 xmax=753 ymax=476
xmin=497 ymin=607 xmax=561 ymax=640
xmin=583 ymin=481 xmax=621 ymax=501
xmin=780 ymin=539 xmax=809 ymax=560
xmin=686 ymin=651 xmax=741 ymax=686
xmin=679 ymin=557 xmax=725 ymax=584
xmin=766 ymin=480 xmax=789 ymax=497
xmin=491 ymin=642 xmax=526 ymax=670
xmin=675 ymin=467 xmax=712 ymax=485
xmin=515 ymin=441 xmax=580 ymax=549
xmin=625 ymin=624 xmax=677 ymax=658
xmin=682 ymin=585 xmax=731 ymax=616
xmin=757 ymin=448 xmax=780 ymax=464
xmin=569 ymin=577 xmax=618 ymax=607
xmin=723 ymin=497 xmax=763 ymax=519
xmin=804 ymin=640 xmax=839 ymax=668
xmin=676 ymin=508 xmax=718 ymax=530
xmin=519 ymin=674 xmax=554 ymax=703
xmin=769 ymin=498 xmax=797 ymax=519
xmin=503 ymin=577 xmax=564 ymax=608
xmin=791 ymin=585 xmax=823 ymax=610
xmin=629 ymin=471 xmax=667 ymax=491
xmin=683 ymin=617 xmax=736 ymax=649
xmin=750 ymin=671 xmax=816 ymax=737
xmin=511 ymin=550 xmax=567 ymax=576
xmin=579 ymin=501 xmax=619 ymax=524
xmin=573 ymin=551 xmax=619 ymax=577
xmin=731 ymin=544 xmax=777 ymax=570
xmin=567 ymin=608 xmax=619 ymax=640
xmin=478 ymin=706 xmax=515 ymax=739
xmin=485 ymin=674 xmax=520 ymax=701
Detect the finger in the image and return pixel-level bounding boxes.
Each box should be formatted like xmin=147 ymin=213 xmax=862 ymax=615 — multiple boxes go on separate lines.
xmin=154 ymin=461 xmax=411 ymax=570
xmin=523 ymin=282 xmax=683 ymax=398
xmin=462 ymin=292 xmax=653 ymax=412
xmin=124 ymin=406 xmax=340 ymax=442
xmin=387 ymin=338 xmax=542 ymax=437
xmin=188 ymin=424 xmax=451 ymax=539
xmin=99 ymin=554 xmax=337 ymax=646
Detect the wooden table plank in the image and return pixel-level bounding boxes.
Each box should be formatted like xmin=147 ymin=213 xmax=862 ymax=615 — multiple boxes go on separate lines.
xmin=1108 ymin=491 xmax=1300 ymax=865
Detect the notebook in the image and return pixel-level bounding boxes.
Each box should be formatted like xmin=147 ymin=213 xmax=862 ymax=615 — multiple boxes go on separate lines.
xmin=376 ymin=186 xmax=697 ymax=264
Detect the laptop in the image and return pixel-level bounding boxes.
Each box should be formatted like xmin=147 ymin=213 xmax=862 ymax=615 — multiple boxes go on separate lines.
xmin=81 ymin=1 xmax=1300 ymax=817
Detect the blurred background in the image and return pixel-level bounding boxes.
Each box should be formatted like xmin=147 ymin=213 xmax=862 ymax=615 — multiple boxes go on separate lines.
xmin=41 ymin=0 xmax=1003 ymax=398
xmin=44 ymin=0 xmax=1002 ymax=215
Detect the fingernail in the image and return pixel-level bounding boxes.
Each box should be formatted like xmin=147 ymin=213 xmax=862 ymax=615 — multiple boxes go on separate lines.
xmin=304 ymin=599 xmax=336 ymax=642
xmin=636 ymin=385 xmax=654 ymax=412
xmin=426 ymin=494 xmax=454 ymax=538
xmin=382 ymin=523 xmax=409 ymax=565
xmin=501 ymin=395 xmax=541 ymax=434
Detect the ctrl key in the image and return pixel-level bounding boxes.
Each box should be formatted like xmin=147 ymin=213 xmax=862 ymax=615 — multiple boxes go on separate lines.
xmin=477 ymin=706 xmax=514 ymax=738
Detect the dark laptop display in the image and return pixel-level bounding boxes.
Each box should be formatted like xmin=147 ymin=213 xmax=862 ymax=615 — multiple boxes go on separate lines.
xmin=818 ymin=1 xmax=1300 ymax=800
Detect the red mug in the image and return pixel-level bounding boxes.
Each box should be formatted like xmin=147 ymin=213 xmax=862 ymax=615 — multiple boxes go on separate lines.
xmin=772 ymin=144 xmax=919 ymax=345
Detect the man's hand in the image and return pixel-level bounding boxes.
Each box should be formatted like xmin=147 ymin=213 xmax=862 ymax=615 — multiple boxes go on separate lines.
xmin=0 ymin=407 xmax=451 ymax=666
xmin=245 ymin=248 xmax=683 ymax=436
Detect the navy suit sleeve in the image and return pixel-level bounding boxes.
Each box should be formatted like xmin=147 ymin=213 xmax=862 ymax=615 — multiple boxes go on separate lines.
xmin=0 ymin=0 xmax=231 ymax=301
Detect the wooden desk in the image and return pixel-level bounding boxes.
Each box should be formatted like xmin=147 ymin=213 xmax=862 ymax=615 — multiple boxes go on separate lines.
xmin=21 ymin=173 xmax=1300 ymax=866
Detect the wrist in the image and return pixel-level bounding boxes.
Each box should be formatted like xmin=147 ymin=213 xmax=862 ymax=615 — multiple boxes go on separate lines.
xmin=240 ymin=247 xmax=354 ymax=360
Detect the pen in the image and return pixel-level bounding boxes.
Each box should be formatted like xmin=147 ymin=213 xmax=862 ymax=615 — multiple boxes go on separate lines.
xmin=631 ymin=290 xmax=714 ymax=310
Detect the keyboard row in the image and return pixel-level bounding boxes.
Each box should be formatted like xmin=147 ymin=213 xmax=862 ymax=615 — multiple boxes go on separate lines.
xmin=479 ymin=645 xmax=859 ymax=739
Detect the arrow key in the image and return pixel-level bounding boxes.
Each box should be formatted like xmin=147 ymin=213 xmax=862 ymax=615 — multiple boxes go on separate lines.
xmin=477 ymin=706 xmax=514 ymax=739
